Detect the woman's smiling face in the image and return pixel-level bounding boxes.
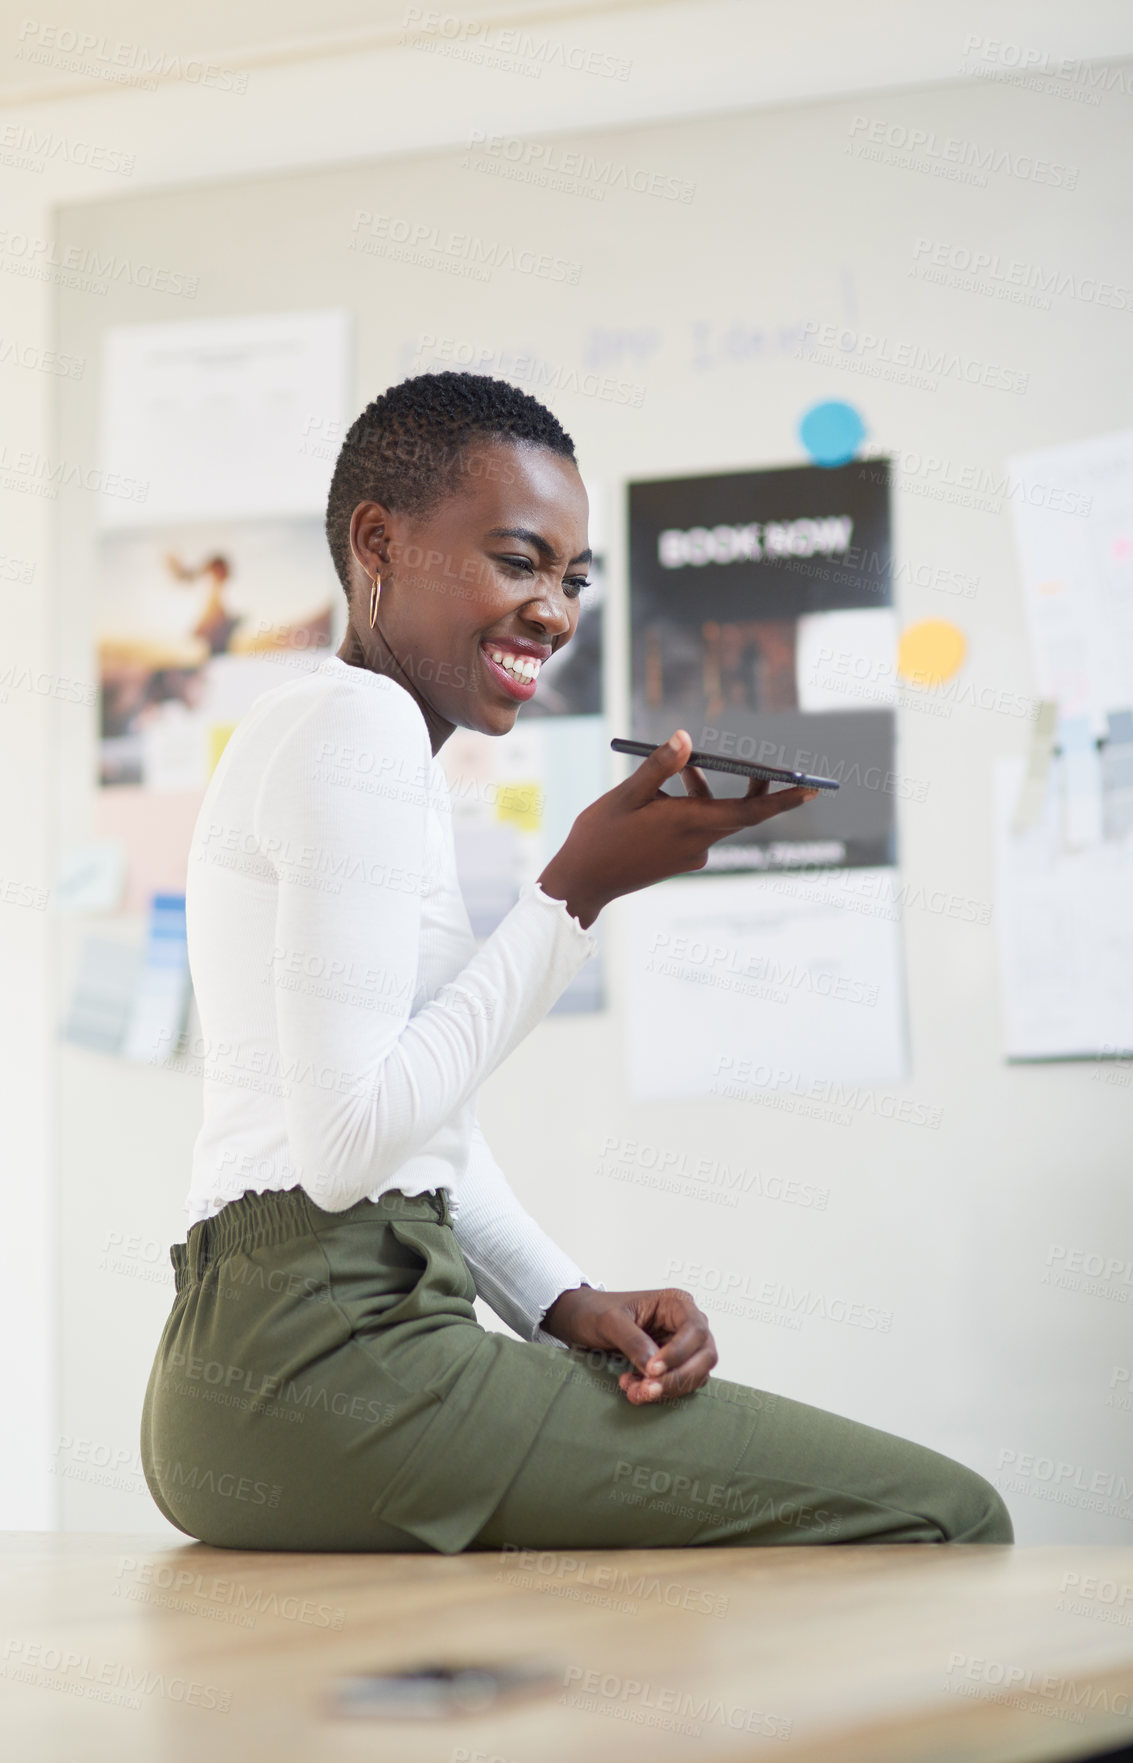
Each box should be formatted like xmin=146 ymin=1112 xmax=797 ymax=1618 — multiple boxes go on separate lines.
xmin=344 ymin=439 xmax=590 ymax=747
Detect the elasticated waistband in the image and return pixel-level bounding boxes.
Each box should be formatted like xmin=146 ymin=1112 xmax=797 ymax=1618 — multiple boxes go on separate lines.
xmin=170 ymin=1185 xmax=451 ymax=1292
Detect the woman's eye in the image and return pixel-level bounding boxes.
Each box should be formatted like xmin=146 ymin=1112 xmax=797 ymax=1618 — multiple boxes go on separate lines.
xmin=499 ymin=556 xmax=588 ymax=600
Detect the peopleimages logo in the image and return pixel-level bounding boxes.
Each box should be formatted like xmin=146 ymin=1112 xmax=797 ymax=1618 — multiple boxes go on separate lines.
xmin=657 ymin=516 xmax=853 ymax=568
xmin=0 ymin=230 xmax=198 ymax=298
xmin=847 ymin=115 xmax=1079 ymax=190
xmin=349 ymin=211 xmax=582 ymax=285
xmin=910 ymin=236 xmax=1133 ymax=314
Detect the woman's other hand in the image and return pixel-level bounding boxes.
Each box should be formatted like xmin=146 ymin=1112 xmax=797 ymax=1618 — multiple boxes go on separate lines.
xmin=540 ymin=1284 xmax=717 ymax=1402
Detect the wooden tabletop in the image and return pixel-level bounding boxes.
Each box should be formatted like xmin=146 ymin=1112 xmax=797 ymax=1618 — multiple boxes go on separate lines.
xmin=4 ymin=1535 xmax=1133 ymax=1761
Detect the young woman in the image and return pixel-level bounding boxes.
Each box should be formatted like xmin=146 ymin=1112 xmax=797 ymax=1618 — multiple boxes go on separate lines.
xmin=140 ymin=373 xmax=1012 ymax=1553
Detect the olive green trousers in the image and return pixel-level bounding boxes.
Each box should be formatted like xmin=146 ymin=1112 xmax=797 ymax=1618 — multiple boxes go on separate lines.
xmin=139 ymin=1187 xmax=1012 ymax=1554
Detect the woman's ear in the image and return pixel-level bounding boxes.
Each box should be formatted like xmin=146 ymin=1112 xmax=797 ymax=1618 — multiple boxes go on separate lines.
xmin=348 ymin=500 xmax=393 ymax=586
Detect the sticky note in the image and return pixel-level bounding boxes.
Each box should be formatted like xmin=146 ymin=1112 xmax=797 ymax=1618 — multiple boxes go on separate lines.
xmin=495 ymin=782 xmax=543 ymax=831
xmin=799 ymin=401 xmax=866 ymax=467
xmin=897 ymin=620 xmax=967 ymax=688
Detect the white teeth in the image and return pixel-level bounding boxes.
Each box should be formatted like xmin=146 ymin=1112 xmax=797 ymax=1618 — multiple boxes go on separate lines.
xmin=487 ymin=646 xmax=541 ymax=682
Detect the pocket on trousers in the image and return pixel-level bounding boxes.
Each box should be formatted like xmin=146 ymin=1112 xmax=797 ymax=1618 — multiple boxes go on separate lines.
xmin=386 ymin=1219 xmax=478 ymax=1311
xmin=368 ymin=1330 xmax=573 ymax=1555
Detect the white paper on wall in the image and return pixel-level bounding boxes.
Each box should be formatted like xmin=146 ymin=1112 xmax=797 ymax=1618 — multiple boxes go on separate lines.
xmin=795 ymin=608 xmax=898 ymax=712
xmin=1008 ymin=427 xmax=1133 ymax=739
xmin=622 ymin=869 xmax=908 ymax=1102
xmin=994 ymin=754 xmax=1133 ymax=1060
xmin=53 ymin=841 xmax=127 ymax=913
xmin=98 ymin=309 xmax=352 ymax=528
xmin=121 ymin=894 xmax=192 ymax=1065
xmin=1003 ymin=427 xmax=1133 ymax=1058
xmin=60 ymin=938 xmax=141 ymax=1054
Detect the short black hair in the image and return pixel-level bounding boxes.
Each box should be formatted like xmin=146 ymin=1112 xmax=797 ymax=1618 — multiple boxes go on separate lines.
xmin=325 ymin=370 xmax=577 ymax=596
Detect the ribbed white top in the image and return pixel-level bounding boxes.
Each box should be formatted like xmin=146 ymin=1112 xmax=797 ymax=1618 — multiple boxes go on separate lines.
xmin=183 ymin=654 xmax=601 ymax=1342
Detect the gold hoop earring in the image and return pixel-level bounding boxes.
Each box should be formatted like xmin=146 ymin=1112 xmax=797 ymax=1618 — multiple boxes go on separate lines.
xmin=368 ymin=572 xmax=382 ymax=629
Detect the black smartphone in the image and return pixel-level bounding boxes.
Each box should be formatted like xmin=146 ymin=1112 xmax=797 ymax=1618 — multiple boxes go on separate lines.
xmin=327 ymin=1661 xmax=560 ymax=1719
xmin=610 ymin=737 xmax=840 ymax=791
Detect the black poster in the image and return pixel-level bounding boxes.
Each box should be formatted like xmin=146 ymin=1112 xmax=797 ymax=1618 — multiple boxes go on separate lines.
xmin=628 ymin=458 xmax=895 ymax=872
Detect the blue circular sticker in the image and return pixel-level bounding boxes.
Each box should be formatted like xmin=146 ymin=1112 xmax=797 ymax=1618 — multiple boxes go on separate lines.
xmin=799 ymin=401 xmax=866 ymax=467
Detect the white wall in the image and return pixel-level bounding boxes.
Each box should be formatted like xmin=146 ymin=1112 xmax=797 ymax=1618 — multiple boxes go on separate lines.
xmin=40 ymin=68 xmax=1133 ymax=1546
xmin=0 ymin=184 xmax=57 ymax=1528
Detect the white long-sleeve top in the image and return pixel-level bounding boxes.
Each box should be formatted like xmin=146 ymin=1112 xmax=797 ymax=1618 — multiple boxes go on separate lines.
xmin=183 ymin=653 xmax=601 ymax=1343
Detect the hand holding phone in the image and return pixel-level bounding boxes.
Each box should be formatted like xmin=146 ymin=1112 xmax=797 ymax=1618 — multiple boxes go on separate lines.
xmin=610 ymin=738 xmax=839 ymax=791
xmin=536 ymin=727 xmax=819 ymax=929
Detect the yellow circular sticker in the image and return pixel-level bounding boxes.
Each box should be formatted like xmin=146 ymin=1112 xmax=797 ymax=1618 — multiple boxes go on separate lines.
xmin=897 ymin=620 xmax=967 ymax=688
